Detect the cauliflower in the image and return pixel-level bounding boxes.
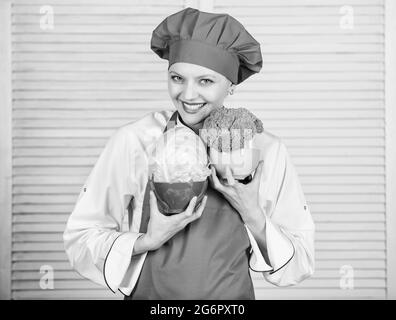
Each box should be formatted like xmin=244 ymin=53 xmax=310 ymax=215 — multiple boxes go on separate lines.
xmin=200 ymin=106 xmax=263 ymax=152
xmin=150 ymin=127 xmax=211 ymax=183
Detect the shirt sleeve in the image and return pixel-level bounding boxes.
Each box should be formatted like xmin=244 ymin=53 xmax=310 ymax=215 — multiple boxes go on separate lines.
xmin=63 ymin=127 xmax=148 ymax=294
xmin=247 ymin=139 xmax=315 ymax=287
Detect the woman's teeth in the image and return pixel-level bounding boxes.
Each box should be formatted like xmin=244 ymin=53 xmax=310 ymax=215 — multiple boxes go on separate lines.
xmin=182 ymin=102 xmax=206 ymax=112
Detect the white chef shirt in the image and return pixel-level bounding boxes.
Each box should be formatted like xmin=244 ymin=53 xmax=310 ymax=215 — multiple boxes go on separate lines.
xmin=63 ymin=109 xmax=315 ymax=296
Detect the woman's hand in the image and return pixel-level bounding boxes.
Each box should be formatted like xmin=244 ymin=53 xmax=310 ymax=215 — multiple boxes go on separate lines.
xmin=209 ymin=160 xmax=265 ymax=227
xmin=142 ymin=191 xmax=208 ymax=252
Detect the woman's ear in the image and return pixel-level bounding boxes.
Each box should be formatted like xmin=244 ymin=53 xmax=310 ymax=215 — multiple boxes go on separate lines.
xmin=228 ymin=83 xmax=236 ymax=95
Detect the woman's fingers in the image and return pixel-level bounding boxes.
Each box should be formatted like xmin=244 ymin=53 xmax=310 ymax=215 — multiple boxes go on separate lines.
xmin=185 ymin=196 xmax=197 ymax=217
xmin=179 ymin=195 xmax=208 ymax=222
xmin=210 ymin=166 xmax=225 ymax=192
xmin=186 ymin=195 xmax=208 ymax=223
xmin=160 ymin=192 xmax=208 ymax=226
xmin=195 ymin=195 xmax=207 ymax=217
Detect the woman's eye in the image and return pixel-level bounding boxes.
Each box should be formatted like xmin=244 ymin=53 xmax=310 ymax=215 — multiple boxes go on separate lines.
xmin=170 ymin=76 xmax=212 ymax=85
xmin=171 ymin=75 xmax=183 ymax=82
xmin=201 ymin=79 xmax=213 ymax=85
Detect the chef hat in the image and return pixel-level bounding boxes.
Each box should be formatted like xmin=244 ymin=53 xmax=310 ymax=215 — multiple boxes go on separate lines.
xmin=150 ymin=7 xmax=262 ymax=84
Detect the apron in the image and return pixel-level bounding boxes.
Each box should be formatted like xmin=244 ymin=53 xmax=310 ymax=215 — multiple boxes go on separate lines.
xmin=125 ymin=111 xmax=255 ymax=300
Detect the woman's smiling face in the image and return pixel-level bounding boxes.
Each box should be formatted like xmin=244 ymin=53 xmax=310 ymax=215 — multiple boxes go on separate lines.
xmin=168 ymin=62 xmax=234 ymax=132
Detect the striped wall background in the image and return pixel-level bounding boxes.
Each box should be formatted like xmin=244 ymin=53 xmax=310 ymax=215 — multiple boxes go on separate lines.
xmin=11 ymin=0 xmax=386 ymax=299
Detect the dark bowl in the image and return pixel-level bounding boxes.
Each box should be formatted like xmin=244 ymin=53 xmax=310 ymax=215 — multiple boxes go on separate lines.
xmin=150 ymin=178 xmax=208 ymax=216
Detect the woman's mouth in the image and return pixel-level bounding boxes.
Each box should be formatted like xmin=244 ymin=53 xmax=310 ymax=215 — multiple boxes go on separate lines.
xmin=181 ymin=101 xmax=207 ymax=114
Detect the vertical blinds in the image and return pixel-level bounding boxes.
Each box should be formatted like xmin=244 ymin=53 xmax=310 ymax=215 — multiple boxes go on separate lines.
xmin=213 ymin=0 xmax=386 ymax=299
xmin=11 ymin=0 xmax=386 ymax=299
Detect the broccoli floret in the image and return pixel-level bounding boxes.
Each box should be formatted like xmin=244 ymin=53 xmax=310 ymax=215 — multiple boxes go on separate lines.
xmin=200 ymin=106 xmax=263 ymax=152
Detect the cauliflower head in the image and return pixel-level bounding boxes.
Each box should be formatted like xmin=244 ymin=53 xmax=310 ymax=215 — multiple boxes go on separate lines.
xmin=200 ymin=107 xmax=263 ymax=152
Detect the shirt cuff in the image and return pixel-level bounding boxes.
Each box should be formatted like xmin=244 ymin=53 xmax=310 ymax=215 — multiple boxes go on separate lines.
xmin=103 ymin=232 xmax=146 ymax=293
xmin=118 ymin=246 xmax=148 ymax=296
xmin=246 ymin=217 xmax=295 ymax=274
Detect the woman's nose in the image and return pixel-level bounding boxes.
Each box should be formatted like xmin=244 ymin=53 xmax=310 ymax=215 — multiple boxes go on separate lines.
xmin=181 ymin=82 xmax=199 ymax=100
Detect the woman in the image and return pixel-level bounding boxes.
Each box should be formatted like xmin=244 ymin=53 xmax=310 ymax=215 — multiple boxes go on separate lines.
xmin=63 ymin=7 xmax=315 ymax=300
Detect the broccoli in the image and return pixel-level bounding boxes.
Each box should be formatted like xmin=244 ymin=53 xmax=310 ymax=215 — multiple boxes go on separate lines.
xmin=200 ymin=106 xmax=264 ymax=152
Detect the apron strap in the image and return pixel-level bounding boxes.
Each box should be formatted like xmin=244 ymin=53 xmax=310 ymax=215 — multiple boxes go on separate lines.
xmin=163 ymin=111 xmax=178 ymax=133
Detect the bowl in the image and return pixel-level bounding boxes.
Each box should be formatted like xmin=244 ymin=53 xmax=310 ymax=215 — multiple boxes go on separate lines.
xmin=150 ymin=178 xmax=208 ymax=215
xmin=209 ymin=147 xmax=261 ymax=180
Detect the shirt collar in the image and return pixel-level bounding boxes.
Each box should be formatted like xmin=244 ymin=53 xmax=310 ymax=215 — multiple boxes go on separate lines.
xmin=174 ymin=111 xmax=193 ymax=131
xmin=175 ymin=112 xmax=185 ymax=128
